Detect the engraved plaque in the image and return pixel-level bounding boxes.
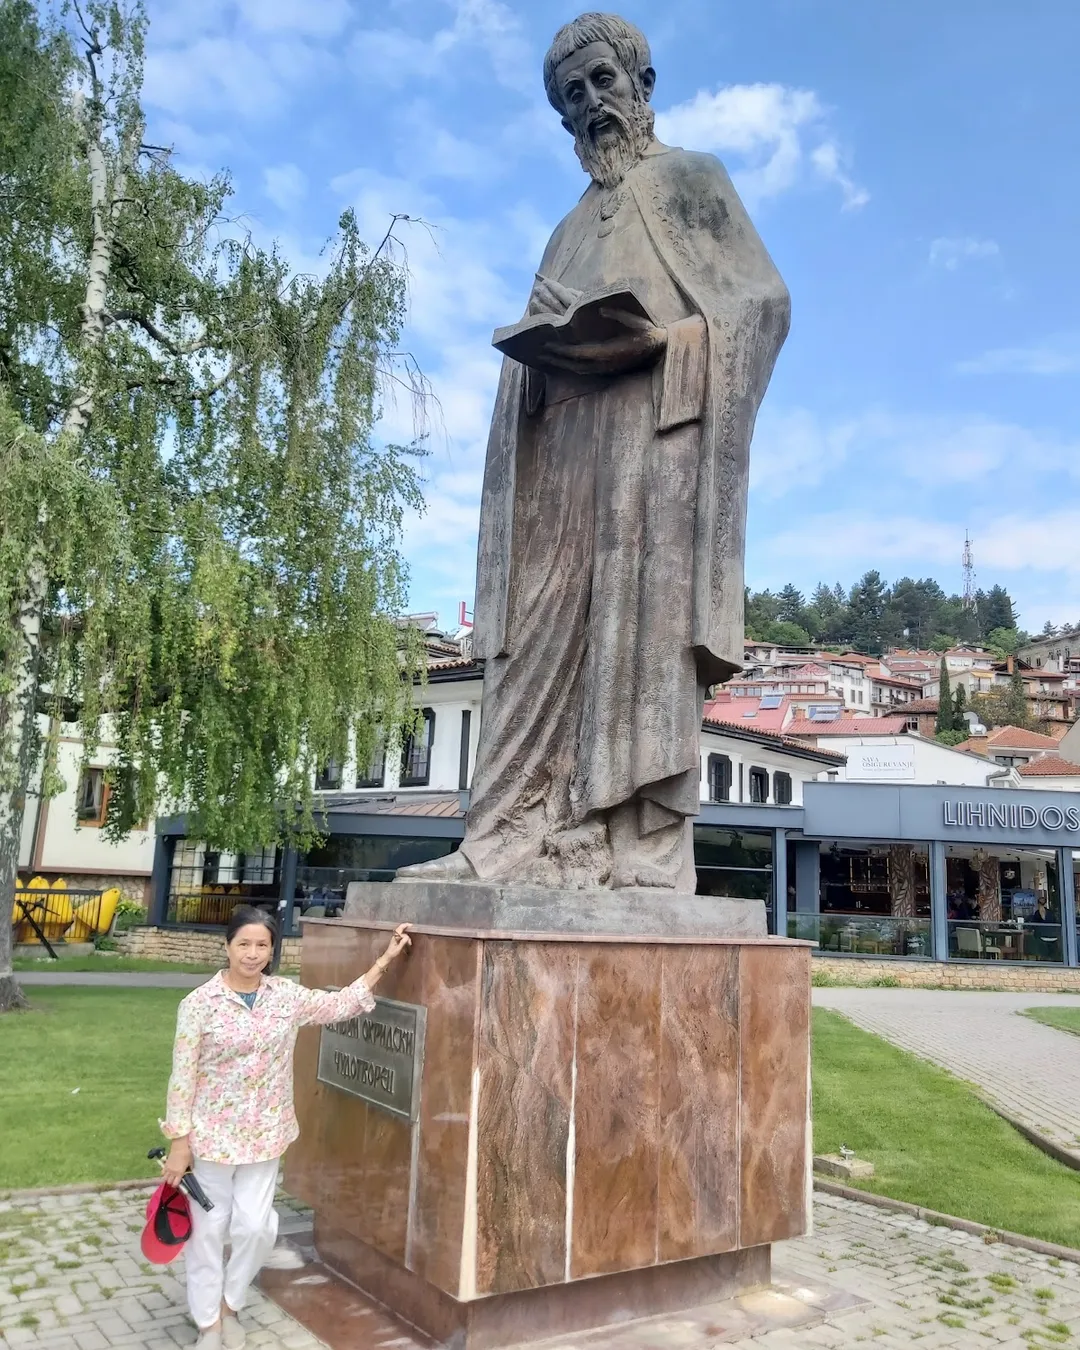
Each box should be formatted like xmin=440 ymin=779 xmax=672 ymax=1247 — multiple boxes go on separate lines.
xmin=317 ymin=996 xmax=426 ymax=1122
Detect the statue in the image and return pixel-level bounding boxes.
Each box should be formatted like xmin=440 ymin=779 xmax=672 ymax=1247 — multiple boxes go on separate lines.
xmin=400 ymin=12 xmax=789 ymax=891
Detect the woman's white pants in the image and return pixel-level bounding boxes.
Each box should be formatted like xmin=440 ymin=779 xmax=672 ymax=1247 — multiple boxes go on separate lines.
xmin=185 ymin=1156 xmax=280 ymax=1330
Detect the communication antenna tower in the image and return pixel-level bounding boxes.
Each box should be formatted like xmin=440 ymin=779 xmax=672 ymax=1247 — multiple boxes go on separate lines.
xmin=962 ymin=533 xmax=976 ymax=611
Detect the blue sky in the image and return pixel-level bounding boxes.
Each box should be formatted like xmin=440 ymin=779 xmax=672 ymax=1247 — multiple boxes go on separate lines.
xmin=140 ymin=0 xmax=1080 ymax=633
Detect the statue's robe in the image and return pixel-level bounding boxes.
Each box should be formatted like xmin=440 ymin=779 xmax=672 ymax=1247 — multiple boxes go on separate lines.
xmin=461 ymin=142 xmax=789 ymax=886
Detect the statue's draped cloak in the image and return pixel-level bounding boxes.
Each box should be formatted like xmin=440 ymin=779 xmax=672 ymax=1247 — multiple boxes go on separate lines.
xmin=465 ymin=145 xmax=789 ymax=868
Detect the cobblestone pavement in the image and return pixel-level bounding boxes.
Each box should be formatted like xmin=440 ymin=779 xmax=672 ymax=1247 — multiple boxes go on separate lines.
xmin=814 ymin=987 xmax=1080 ymax=1150
xmin=0 ymin=1188 xmax=327 ymax=1349
xmin=5 ymin=1186 xmax=1080 ymax=1349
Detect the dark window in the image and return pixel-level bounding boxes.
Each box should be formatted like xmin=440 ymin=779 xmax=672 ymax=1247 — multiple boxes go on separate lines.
xmin=707 ymin=754 xmax=732 ymax=802
xmin=401 ymin=709 xmax=435 ymax=786
xmin=316 ymin=758 xmax=342 ymax=790
xmin=749 ymin=767 xmax=769 ymax=803
xmin=458 ymin=710 xmax=472 ymax=791
xmin=774 ymin=771 xmax=793 ymax=805
xmin=355 ymin=739 xmax=386 ymax=789
xmin=76 ymin=767 xmax=108 ymax=825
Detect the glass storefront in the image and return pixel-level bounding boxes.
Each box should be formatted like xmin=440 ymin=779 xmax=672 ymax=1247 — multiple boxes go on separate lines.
xmin=287 ymin=835 xmax=457 ymax=932
xmin=946 ymin=844 xmax=1062 ymax=963
xmin=165 ymin=839 xmax=280 ymax=925
xmin=694 ymin=827 xmax=774 ymax=924
xmin=789 ymin=840 xmax=932 ymax=958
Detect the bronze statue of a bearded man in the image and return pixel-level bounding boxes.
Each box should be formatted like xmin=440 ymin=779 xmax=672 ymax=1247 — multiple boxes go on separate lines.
xmin=401 ymin=12 xmax=789 ymax=892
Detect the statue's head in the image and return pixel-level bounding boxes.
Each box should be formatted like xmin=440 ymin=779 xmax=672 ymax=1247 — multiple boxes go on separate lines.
xmin=543 ymin=13 xmax=656 ymax=189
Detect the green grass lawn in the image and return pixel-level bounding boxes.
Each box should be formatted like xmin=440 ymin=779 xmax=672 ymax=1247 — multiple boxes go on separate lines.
xmin=1023 ymin=1006 xmax=1080 ymax=1037
xmin=814 ymin=1008 xmax=1080 ymax=1248
xmin=13 ymin=954 xmax=219 ymax=974
xmin=6 ymin=990 xmax=1080 ymax=1247
xmin=0 ymin=988 xmax=184 ymax=1190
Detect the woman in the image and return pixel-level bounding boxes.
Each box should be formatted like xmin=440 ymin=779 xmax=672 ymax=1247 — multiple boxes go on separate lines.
xmin=160 ymin=905 xmax=412 ymax=1349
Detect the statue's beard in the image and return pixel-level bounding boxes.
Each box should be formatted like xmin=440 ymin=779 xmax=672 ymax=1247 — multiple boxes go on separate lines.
xmin=573 ymin=99 xmax=654 ymax=189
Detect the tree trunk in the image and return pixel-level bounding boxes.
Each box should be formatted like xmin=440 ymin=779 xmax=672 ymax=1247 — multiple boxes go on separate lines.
xmin=0 ymin=594 xmax=42 ymax=1012
xmin=0 ymin=100 xmax=122 ymax=1012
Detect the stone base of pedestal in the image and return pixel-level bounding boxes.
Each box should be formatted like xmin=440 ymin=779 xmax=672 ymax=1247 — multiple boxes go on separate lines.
xmin=286 ymin=910 xmax=811 ymax=1349
xmin=315 ymin=1218 xmax=770 ymax=1349
xmin=344 ymin=879 xmax=767 ymax=938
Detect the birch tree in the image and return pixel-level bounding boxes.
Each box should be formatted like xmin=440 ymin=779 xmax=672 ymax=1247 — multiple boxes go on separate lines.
xmin=0 ymin=0 xmax=425 ymax=1010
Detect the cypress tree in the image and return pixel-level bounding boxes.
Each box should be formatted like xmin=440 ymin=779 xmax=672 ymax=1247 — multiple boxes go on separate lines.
xmin=936 ymin=658 xmax=954 ymax=734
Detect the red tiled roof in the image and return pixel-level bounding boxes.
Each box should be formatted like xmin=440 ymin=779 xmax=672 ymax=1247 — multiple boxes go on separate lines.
xmin=1018 ymin=756 xmax=1080 ymax=777
xmin=426 ymin=657 xmax=481 ymax=672
xmin=703 ymin=694 xmax=792 ymax=732
xmin=701 ymin=715 xmax=846 ymax=762
xmin=985 ymin=726 xmax=1062 ymax=749
xmin=900 ymin=697 xmax=939 ymax=713
xmin=789 ymin=717 xmax=909 ymax=737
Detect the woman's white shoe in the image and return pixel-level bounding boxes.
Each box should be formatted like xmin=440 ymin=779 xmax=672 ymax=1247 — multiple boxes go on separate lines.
xmin=195 ymin=1329 xmax=222 ymax=1350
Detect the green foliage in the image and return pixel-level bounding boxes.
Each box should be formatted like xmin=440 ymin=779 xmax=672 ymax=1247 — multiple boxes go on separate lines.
xmin=936 ymin=658 xmax=954 ymax=734
xmin=987 ymin=627 xmax=1023 ymax=657
xmin=745 ymin=574 xmax=1021 ymax=652
xmin=848 ymin=569 xmax=887 ymax=655
xmin=762 ymin=620 xmax=811 ymax=646
xmin=0 ymin=0 xmax=428 ymax=976
xmin=935 ymin=729 xmax=969 ymax=747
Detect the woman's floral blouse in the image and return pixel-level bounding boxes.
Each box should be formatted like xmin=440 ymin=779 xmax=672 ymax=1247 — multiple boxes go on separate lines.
xmin=162 ymin=970 xmax=375 ymax=1164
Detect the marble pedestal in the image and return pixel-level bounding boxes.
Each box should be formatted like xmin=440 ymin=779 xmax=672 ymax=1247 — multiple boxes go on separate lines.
xmin=286 ymin=908 xmax=811 ymax=1349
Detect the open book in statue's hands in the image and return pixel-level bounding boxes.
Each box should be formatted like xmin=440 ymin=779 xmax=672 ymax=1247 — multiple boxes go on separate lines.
xmin=492 ymin=283 xmax=658 ymax=370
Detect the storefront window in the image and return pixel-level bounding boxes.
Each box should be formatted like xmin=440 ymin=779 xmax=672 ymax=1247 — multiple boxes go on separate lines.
xmin=789 ymin=840 xmax=931 ymax=958
xmin=288 ymin=833 xmax=457 ymax=933
xmin=946 ymin=844 xmax=1062 ymax=963
xmin=165 ymin=839 xmax=280 ymax=926
xmin=694 ymin=828 xmax=773 ymax=920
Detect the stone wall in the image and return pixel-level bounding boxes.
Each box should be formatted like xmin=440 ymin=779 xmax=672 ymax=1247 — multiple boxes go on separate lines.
xmin=814 ymin=955 xmax=1080 ymax=992
xmin=116 ymin=925 xmax=301 ymax=971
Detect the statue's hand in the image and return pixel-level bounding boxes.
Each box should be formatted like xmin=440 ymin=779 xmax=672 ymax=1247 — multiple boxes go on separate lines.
xmin=540 ymin=308 xmax=667 ymax=375
xmin=528 ymin=275 xmax=582 ymax=316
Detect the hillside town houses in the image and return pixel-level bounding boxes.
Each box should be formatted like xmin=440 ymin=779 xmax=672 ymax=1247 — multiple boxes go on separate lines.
xmin=16 ymin=618 xmax=1080 ymax=975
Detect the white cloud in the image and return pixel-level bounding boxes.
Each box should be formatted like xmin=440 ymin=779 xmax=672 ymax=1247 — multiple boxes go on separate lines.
xmin=263 ymin=163 xmax=308 ymax=213
xmin=750 ymin=406 xmax=1080 ymax=497
xmin=956 ymin=337 xmax=1080 ymax=376
xmin=655 ymin=83 xmax=867 ymax=210
xmin=236 ymin=0 xmax=352 ymax=38
xmin=352 ymin=0 xmax=533 ymax=95
xmin=928 ymin=236 xmax=1000 ymax=270
xmin=144 ymin=36 xmax=333 ymax=118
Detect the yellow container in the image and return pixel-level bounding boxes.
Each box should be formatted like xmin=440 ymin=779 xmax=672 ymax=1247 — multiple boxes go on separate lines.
xmin=69 ymin=886 xmax=121 ymax=941
xmin=18 ymin=877 xmax=74 ymax=942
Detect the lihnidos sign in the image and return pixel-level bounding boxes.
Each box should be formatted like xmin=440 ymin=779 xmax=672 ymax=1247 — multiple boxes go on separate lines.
xmin=943 ymin=800 xmax=1080 ymax=833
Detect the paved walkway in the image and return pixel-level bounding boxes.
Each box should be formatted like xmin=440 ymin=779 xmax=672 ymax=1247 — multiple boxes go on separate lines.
xmin=815 ymin=987 xmax=1080 ymax=1150
xmin=4 ymin=1186 xmax=1080 ymax=1349
xmin=16 ymin=972 xmax=210 ymax=988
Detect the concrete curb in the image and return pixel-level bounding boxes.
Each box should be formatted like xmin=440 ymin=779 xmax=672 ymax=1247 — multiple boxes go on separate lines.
xmin=814 ymin=1178 xmax=1080 ymax=1266
xmin=977 ymin=1098 xmax=1080 ymax=1172
xmin=0 ymin=1177 xmax=159 ymax=1201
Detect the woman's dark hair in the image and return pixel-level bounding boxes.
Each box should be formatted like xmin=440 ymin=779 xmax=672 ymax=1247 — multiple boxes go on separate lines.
xmin=225 ymin=905 xmax=278 ymax=973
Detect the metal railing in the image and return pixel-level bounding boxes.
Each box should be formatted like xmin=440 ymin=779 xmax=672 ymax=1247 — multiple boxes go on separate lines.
xmin=12 ymin=884 xmax=117 ymax=959
xmin=789 ymin=912 xmax=932 ymax=958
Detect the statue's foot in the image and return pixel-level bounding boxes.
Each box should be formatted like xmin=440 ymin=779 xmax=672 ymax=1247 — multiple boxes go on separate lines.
xmin=395 ymin=850 xmax=477 ymax=883
xmin=611 ymin=863 xmax=679 ymax=890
